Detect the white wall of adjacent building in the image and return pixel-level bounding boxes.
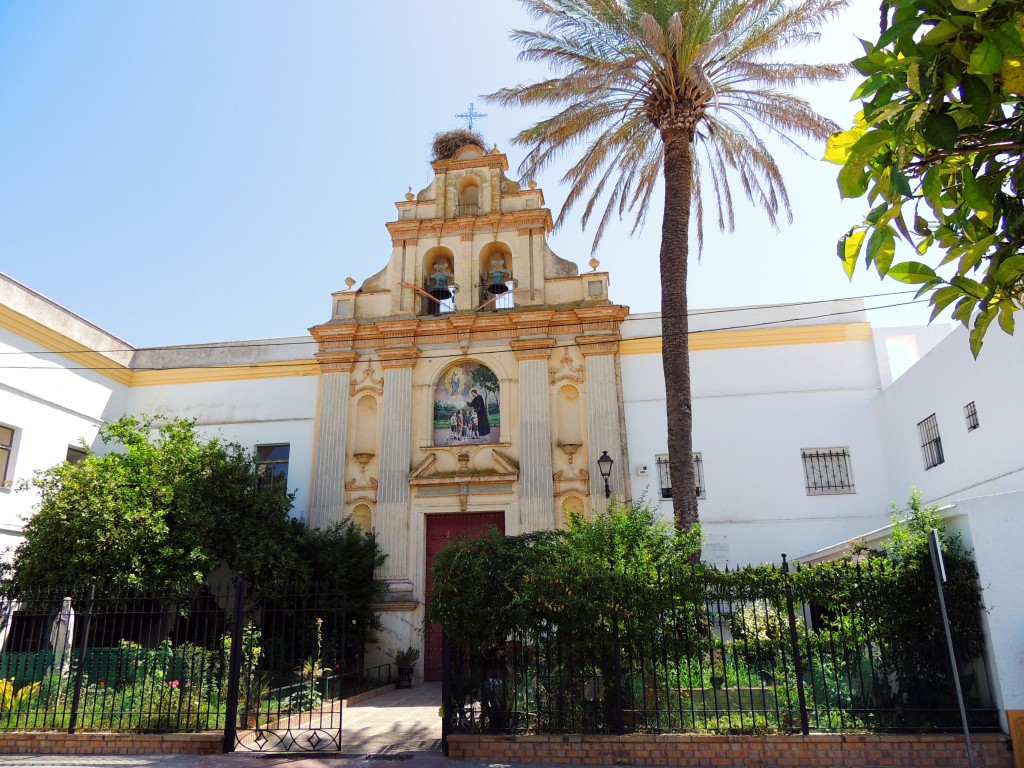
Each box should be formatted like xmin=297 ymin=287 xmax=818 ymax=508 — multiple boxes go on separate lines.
xmin=621 ymin=301 xmax=915 ymax=567
xmin=874 ymin=325 xmax=1024 ymax=505
xmin=124 ymin=374 xmax=320 ymax=519
xmin=0 ymin=282 xmax=129 ymax=552
xmin=944 ymin=492 xmax=1024 ymax=718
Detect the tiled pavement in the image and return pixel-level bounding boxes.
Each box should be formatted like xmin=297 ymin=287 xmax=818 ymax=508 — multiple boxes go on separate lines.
xmin=2 ymin=684 xmax=452 ymax=768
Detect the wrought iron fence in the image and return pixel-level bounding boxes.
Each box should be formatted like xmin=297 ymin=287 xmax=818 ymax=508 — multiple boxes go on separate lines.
xmin=442 ymin=556 xmax=998 ymax=738
xmin=0 ymin=579 xmax=384 ymax=745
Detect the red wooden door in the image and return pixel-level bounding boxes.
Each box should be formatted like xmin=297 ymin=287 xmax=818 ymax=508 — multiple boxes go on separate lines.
xmin=423 ymin=512 xmax=504 ymax=681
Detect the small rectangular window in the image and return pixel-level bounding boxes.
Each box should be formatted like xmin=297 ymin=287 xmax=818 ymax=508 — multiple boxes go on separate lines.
xmin=0 ymin=425 xmax=15 ymax=487
xmin=801 ymin=449 xmax=855 ymax=495
xmin=256 ymin=444 xmax=290 ymax=488
xmin=66 ymin=446 xmax=87 ymax=464
xmin=655 ymin=453 xmax=705 ymax=500
xmin=918 ymin=414 xmax=944 ymax=469
xmin=964 ymin=401 xmax=979 ymax=431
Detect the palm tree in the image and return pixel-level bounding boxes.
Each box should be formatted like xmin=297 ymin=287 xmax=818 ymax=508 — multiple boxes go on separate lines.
xmin=488 ymin=0 xmax=847 ymax=532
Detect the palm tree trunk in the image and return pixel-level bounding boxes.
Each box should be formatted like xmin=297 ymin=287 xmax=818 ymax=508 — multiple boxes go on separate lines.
xmin=659 ymin=127 xmax=699 ymax=534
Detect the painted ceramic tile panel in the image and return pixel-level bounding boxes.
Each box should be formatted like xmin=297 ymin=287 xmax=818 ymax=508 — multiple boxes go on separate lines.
xmin=433 ymin=362 xmax=500 ymax=445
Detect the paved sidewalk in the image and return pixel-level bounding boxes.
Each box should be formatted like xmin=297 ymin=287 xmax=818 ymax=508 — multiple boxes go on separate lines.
xmin=1 ymin=684 xmax=446 ymax=768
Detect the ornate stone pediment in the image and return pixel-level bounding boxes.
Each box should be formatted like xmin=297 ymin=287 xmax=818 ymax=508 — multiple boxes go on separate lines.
xmin=345 ymin=475 xmax=378 ymax=504
xmin=553 ymin=467 xmax=590 ymax=496
xmin=351 ymin=362 xmax=383 ymax=396
xmin=409 ymin=448 xmax=518 ymax=488
xmin=551 ymin=350 xmax=584 ymax=385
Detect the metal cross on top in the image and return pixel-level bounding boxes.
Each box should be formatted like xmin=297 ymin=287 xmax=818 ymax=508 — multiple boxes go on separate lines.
xmin=455 ymin=102 xmax=487 ymax=131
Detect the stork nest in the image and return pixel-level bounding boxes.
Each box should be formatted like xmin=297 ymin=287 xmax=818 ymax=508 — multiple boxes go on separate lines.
xmin=432 ymin=129 xmax=486 ymax=160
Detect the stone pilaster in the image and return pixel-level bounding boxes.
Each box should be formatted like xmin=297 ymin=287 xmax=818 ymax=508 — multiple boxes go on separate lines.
xmin=511 ymin=339 xmax=557 ymax=532
xmin=579 ymin=335 xmax=625 ymax=512
xmin=375 ymin=347 xmax=420 ymax=582
xmin=309 ymin=353 xmax=359 ymax=529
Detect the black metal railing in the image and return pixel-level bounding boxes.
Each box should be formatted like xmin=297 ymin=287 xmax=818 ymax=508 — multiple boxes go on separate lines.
xmin=442 ymin=557 xmax=997 ymax=738
xmin=0 ymin=583 xmax=231 ymax=733
xmin=0 ymin=579 xmax=376 ymax=747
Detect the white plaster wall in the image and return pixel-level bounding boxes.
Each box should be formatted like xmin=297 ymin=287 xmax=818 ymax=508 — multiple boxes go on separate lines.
xmin=124 ymin=375 xmax=319 ymax=519
xmin=0 ymin=328 xmax=127 ymax=550
xmin=623 ymin=336 xmax=894 ymax=566
xmin=875 ymin=327 xmax=1024 ymax=506
xmin=942 ymin=492 xmax=1024 ymax=717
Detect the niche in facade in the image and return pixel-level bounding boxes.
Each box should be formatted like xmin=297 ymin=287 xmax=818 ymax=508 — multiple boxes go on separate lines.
xmin=478 ymin=241 xmax=513 ymax=309
xmin=560 ymin=494 xmax=586 ymax=528
xmin=352 ymin=503 xmax=372 ymax=531
xmin=354 ymin=394 xmax=378 ymax=460
xmin=556 ymin=384 xmax=583 ymax=453
xmin=457 ymin=175 xmax=480 ymax=216
xmin=433 ymin=361 xmax=500 ymax=446
xmin=422 ymin=246 xmax=457 ymax=315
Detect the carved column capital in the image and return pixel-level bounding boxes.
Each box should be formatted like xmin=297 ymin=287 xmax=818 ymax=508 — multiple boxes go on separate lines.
xmin=376 ymin=320 xmax=421 ymax=348
xmin=315 ymin=351 xmax=360 ymax=374
xmin=510 ymin=337 xmax=556 ymax=361
xmin=575 ymin=333 xmax=621 ymax=357
xmin=378 ymin=346 xmax=421 ymax=369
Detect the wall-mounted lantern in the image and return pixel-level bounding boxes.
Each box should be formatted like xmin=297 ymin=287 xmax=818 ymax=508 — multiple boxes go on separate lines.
xmin=597 ymin=451 xmax=614 ymax=499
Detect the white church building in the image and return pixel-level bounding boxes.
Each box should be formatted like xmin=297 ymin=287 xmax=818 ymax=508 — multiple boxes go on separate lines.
xmin=1 ymin=138 xmax=1021 ymax=728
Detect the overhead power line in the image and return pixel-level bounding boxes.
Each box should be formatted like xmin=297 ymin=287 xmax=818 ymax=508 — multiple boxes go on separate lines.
xmin=0 ymin=289 xmax=919 ymax=359
xmin=0 ymin=295 xmax=928 ymax=373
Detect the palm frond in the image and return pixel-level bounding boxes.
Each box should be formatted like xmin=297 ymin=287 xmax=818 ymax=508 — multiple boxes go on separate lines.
xmin=488 ymin=0 xmax=848 ymax=249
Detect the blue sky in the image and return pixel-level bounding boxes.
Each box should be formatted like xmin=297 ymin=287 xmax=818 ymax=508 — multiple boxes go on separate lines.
xmin=1 ymin=1 xmax=928 ymax=348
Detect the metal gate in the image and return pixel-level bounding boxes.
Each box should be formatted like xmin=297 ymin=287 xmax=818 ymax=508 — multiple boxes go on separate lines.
xmin=224 ymin=580 xmax=349 ymax=753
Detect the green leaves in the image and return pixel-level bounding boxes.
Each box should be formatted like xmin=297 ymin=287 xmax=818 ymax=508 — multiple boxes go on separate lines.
xmin=921 ymin=113 xmax=958 ymax=149
xmin=867 ymin=226 xmax=897 ymax=276
xmin=887 ymin=262 xmax=938 ymax=283
xmin=838 ymin=229 xmax=866 ymax=278
xmin=13 ymin=416 xmax=301 ymax=590
xmin=995 ymin=254 xmax=1024 ymax=283
xmin=919 ymin=20 xmax=961 ymax=45
xmin=968 ymin=38 xmax=1003 ymax=73
xmin=951 ymin=0 xmax=994 ymax=12
xmin=832 ymin=0 xmax=1024 ymax=355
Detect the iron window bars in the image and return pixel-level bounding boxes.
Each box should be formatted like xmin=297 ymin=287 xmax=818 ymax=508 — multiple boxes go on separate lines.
xmin=801 ymin=449 xmax=855 ymax=495
xmin=0 ymin=424 xmax=13 ymax=487
xmin=964 ymin=401 xmax=980 ymax=432
xmin=918 ymin=414 xmax=945 ymax=469
xmin=655 ymin=453 xmax=705 ymax=500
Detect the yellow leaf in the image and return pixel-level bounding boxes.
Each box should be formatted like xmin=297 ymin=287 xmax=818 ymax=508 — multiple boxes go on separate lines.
xmin=14 ymin=681 xmax=40 ymax=705
xmin=824 ymin=126 xmax=866 ymax=165
xmin=0 ymin=679 xmax=12 ymax=712
xmin=1002 ymin=56 xmax=1024 ymax=94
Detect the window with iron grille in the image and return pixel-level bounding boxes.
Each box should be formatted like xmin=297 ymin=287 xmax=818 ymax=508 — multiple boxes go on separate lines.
xmin=0 ymin=424 xmax=15 ymax=488
xmin=801 ymin=448 xmax=855 ymax=495
xmin=918 ymin=414 xmax=944 ymax=469
xmin=256 ymin=444 xmax=290 ymax=488
xmin=964 ymin=401 xmax=980 ymax=431
xmin=655 ymin=453 xmax=705 ymax=500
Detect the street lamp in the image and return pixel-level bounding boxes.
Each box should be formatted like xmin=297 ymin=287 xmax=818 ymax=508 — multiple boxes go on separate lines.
xmin=597 ymin=451 xmax=614 ymax=499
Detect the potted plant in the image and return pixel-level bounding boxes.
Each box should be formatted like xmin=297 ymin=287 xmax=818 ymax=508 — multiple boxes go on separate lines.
xmin=394 ymin=647 xmax=420 ymax=689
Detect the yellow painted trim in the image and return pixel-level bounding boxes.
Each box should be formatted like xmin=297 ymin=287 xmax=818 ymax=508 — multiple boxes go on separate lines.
xmin=131 ymin=360 xmax=319 ymax=386
xmin=620 ymin=323 xmax=872 ymax=355
xmin=1008 ymin=710 xmax=1024 ymax=768
xmin=0 ymin=305 xmax=133 ymax=385
xmin=0 ymin=305 xmax=320 ymax=386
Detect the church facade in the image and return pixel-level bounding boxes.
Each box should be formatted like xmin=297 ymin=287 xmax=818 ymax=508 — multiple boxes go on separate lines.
xmin=1 ymin=137 xmax=1022 ymax=706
